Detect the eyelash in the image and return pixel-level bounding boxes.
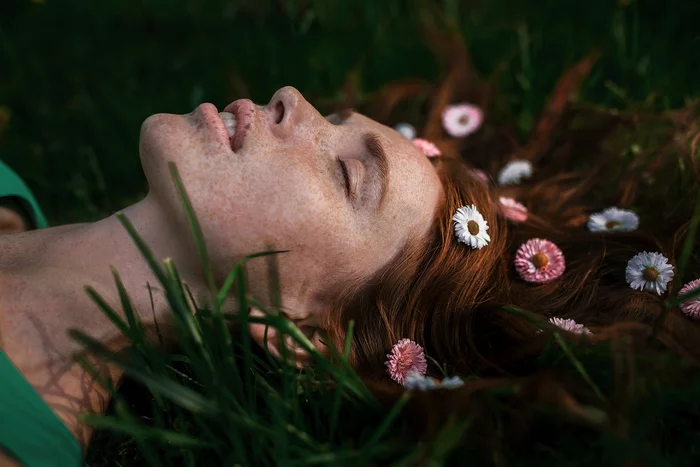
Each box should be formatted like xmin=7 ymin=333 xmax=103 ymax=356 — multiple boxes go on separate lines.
xmin=339 ymin=159 xmax=352 ymax=199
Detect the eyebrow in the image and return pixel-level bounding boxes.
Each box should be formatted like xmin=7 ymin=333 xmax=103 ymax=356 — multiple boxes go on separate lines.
xmin=362 ymin=132 xmax=390 ymax=213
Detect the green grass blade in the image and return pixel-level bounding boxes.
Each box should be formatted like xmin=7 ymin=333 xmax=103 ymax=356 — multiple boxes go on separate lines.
xmin=676 ymin=194 xmax=700 ymax=281
xmin=84 ymin=286 xmax=132 ymax=338
xmin=360 ymin=392 xmax=410 ymax=456
xmin=81 ymin=414 xmax=215 ymax=448
xmin=330 ymin=320 xmax=355 ymax=439
xmin=553 ymin=332 xmax=607 ymax=402
xmin=110 ymin=266 xmax=143 ymax=340
xmin=168 ymin=162 xmax=217 ymax=298
xmin=666 ymin=283 xmax=700 ymax=308
xmin=70 ymin=329 xmax=218 ymax=414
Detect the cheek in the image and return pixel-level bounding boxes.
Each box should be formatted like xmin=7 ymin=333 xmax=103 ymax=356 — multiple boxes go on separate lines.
xmin=191 ymin=155 xmax=350 ymax=262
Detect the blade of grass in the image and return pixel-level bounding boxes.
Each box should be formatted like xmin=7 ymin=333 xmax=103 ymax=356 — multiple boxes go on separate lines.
xmin=81 ymin=414 xmax=214 ymax=448
xmin=169 ymin=162 xmax=217 ymax=298
xmin=553 ymin=332 xmax=607 ymax=402
xmin=330 ymin=320 xmax=355 ymax=439
xmin=70 ymin=329 xmax=218 ymax=414
xmin=360 ymin=392 xmax=410 ymax=456
xmin=676 ymin=194 xmax=700 ymax=282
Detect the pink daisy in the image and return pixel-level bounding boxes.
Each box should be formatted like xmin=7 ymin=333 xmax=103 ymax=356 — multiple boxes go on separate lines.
xmin=679 ymin=278 xmax=700 ymax=319
xmin=412 ymin=138 xmax=441 ymax=157
xmin=499 ymin=197 xmax=528 ymax=223
xmin=441 ymin=104 xmax=483 ymax=137
xmin=385 ymin=338 xmax=428 ymax=384
xmin=549 ymin=317 xmax=591 ymax=335
xmin=473 ymin=169 xmax=489 ymax=183
xmin=514 ymin=238 xmax=566 ymax=284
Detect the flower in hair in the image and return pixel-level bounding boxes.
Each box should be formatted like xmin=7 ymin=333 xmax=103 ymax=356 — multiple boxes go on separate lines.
xmin=625 ymin=252 xmax=674 ymax=295
xmin=442 ymin=103 xmax=483 ymax=138
xmin=588 ymin=207 xmax=639 ymax=232
xmin=499 ymin=197 xmax=528 ymax=223
xmin=394 ymin=122 xmax=416 ymax=140
xmin=473 ymin=169 xmax=489 ymax=183
xmin=514 ymin=238 xmax=566 ymax=283
xmin=404 ymin=373 xmax=464 ymax=391
xmin=412 ymin=138 xmax=441 ymax=157
xmin=678 ymin=278 xmax=700 ymax=318
xmin=498 ymin=159 xmax=533 ymax=185
xmin=453 ymin=204 xmax=491 ymax=249
xmin=549 ymin=317 xmax=591 ymax=335
xmin=385 ymin=339 xmax=428 ymax=384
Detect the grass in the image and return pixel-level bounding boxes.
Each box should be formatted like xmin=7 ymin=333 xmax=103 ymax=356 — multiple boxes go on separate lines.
xmin=73 ymin=161 xmax=700 ymax=466
xmin=2 ymin=0 xmax=700 ymax=465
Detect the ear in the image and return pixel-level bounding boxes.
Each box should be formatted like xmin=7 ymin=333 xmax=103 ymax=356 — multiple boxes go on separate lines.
xmin=248 ymin=306 xmax=329 ymax=368
xmin=0 ymin=206 xmax=28 ymax=234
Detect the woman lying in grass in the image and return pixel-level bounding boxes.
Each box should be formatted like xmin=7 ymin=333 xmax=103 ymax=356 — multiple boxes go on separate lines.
xmin=0 ymin=83 xmax=699 ymax=466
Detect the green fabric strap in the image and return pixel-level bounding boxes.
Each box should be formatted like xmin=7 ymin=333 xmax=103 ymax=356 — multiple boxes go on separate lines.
xmin=0 ymin=351 xmax=82 ymax=466
xmin=0 ymin=160 xmax=48 ymax=229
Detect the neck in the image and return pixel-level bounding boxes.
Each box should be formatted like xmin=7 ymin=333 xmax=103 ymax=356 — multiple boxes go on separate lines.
xmin=0 ymin=195 xmax=209 ymax=446
xmin=1 ymin=196 xmax=208 ymax=320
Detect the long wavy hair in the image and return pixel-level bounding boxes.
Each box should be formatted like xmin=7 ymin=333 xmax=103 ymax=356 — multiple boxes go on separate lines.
xmin=321 ymin=38 xmax=700 ymax=398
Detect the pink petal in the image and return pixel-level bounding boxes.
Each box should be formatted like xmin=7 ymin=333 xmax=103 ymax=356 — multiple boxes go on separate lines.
xmin=441 ymin=104 xmax=484 ymax=138
xmin=385 ymin=338 xmax=428 ymax=384
xmin=514 ymin=238 xmax=566 ymax=284
xmin=412 ymin=138 xmax=441 ymax=157
xmin=499 ymin=197 xmax=528 ymax=223
xmin=472 ymin=169 xmax=489 ymax=183
xmin=679 ymin=279 xmax=700 ymax=319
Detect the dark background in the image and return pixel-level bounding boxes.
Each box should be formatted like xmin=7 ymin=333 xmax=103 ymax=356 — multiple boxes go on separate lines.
xmin=1 ymin=0 xmax=698 ymax=223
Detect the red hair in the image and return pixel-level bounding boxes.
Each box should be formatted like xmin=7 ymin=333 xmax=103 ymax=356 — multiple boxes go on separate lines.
xmin=324 ymin=130 xmax=700 ymax=383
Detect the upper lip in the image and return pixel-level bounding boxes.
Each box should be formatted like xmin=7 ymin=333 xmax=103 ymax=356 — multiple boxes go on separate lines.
xmin=224 ymin=99 xmax=254 ymax=152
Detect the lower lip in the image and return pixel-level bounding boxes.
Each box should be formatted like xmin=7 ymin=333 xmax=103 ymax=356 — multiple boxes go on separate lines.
xmin=197 ymin=103 xmax=231 ymax=150
xmin=224 ymin=99 xmax=254 ymax=152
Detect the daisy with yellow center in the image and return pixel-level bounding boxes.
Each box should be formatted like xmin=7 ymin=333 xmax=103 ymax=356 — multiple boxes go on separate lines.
xmin=453 ymin=205 xmax=491 ymax=249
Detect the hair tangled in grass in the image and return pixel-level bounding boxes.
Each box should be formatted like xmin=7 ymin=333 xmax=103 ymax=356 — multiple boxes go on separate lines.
xmin=320 ymin=40 xmax=700 ymax=439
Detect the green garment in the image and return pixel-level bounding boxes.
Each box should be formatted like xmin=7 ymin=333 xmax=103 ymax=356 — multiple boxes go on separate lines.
xmin=0 ymin=351 xmax=83 ymax=466
xmin=0 ymin=160 xmax=48 ymax=228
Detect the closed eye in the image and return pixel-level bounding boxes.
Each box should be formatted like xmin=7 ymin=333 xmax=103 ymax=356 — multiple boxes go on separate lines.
xmin=339 ymin=159 xmax=352 ymax=199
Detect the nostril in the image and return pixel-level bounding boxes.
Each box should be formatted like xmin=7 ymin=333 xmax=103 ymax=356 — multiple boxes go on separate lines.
xmin=274 ymin=101 xmax=285 ymax=124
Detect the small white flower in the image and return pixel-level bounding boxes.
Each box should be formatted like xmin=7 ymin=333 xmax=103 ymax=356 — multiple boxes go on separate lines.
xmin=404 ymin=372 xmax=464 ymax=391
xmin=453 ymin=204 xmax=491 ymax=249
xmin=498 ymin=159 xmax=533 ymax=185
xmin=394 ymin=122 xmax=416 ymax=140
xmin=625 ymin=252 xmax=675 ymax=295
xmin=441 ymin=104 xmax=483 ymax=138
xmin=549 ymin=317 xmax=591 ymax=335
xmin=588 ymin=207 xmax=639 ymax=232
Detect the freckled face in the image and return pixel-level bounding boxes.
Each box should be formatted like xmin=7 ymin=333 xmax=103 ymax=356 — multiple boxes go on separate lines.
xmin=139 ymin=86 xmax=443 ymax=309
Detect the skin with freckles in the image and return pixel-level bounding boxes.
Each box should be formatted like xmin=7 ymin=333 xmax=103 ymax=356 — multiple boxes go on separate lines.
xmin=0 ymin=86 xmax=443 ymax=453
xmin=140 ymin=86 xmax=443 ymax=330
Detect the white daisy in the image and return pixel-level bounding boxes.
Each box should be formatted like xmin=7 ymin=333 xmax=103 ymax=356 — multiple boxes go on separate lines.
xmin=498 ymin=159 xmax=533 ymax=185
xmin=394 ymin=122 xmax=416 ymax=140
xmin=404 ymin=372 xmax=464 ymax=391
xmin=441 ymin=104 xmax=483 ymax=138
xmin=625 ymin=252 xmax=675 ymax=295
xmin=453 ymin=204 xmax=491 ymax=249
xmin=549 ymin=317 xmax=591 ymax=335
xmin=588 ymin=207 xmax=639 ymax=232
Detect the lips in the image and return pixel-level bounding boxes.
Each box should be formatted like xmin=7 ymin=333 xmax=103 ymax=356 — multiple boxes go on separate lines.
xmin=196 ymin=99 xmax=254 ymax=153
xmin=223 ymin=99 xmax=254 ymax=152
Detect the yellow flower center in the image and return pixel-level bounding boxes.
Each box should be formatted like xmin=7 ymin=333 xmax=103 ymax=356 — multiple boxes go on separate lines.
xmin=642 ymin=266 xmax=659 ymax=282
xmin=531 ymin=253 xmax=549 ymax=269
xmin=467 ymin=220 xmax=480 ymax=235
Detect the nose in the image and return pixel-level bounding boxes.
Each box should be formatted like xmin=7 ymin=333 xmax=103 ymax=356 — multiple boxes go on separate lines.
xmin=267 ymin=86 xmax=320 ymax=139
